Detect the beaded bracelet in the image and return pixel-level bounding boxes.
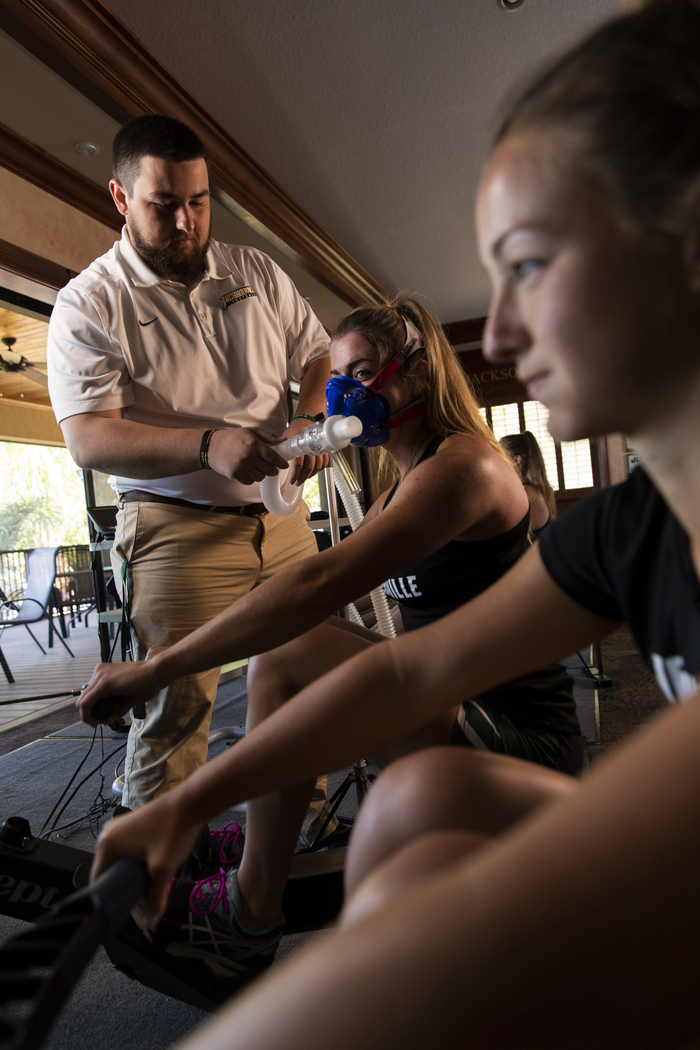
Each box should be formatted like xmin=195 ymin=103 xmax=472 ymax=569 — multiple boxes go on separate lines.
xmin=291 ymin=413 xmax=316 ymax=424
xmin=199 ymin=429 xmax=217 ymax=469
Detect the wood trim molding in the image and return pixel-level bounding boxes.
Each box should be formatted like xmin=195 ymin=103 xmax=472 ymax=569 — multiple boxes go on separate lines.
xmin=0 ymin=121 xmax=122 ymax=230
xmin=0 ymin=237 xmax=76 ymax=289
xmin=0 ymin=0 xmax=388 ymax=307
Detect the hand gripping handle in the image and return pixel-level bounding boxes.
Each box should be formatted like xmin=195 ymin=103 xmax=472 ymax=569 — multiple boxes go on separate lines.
xmin=91 ymin=695 xmax=124 ymax=723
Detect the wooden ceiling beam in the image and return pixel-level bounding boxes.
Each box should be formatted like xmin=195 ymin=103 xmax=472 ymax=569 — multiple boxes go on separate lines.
xmin=0 ymin=0 xmax=388 ymax=307
xmin=0 ymin=237 xmax=76 ymax=290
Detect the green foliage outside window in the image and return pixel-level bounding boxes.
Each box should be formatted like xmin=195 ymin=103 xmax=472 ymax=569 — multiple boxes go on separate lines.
xmin=303 ymin=473 xmax=322 ymax=513
xmin=0 ymin=442 xmax=89 ymax=550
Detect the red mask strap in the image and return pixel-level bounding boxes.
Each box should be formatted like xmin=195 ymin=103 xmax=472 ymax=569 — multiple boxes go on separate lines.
xmin=387 ymin=398 xmax=427 ymax=429
xmin=368 ymin=340 xmax=418 ymax=393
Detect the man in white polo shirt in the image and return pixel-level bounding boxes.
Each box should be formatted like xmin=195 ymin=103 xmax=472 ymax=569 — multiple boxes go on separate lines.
xmin=47 ymin=115 xmax=331 ymax=816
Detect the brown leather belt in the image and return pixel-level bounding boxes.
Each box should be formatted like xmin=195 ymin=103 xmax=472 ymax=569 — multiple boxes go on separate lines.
xmin=119 ymin=489 xmax=267 ymax=516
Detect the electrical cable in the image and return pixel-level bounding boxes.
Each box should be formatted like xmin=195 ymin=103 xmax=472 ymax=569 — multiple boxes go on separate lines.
xmin=42 ymin=740 xmax=127 ymax=840
xmin=38 ymin=727 xmax=100 ymax=837
xmin=38 ymin=727 xmax=126 ymax=840
xmin=108 ymin=623 xmax=122 ymax=663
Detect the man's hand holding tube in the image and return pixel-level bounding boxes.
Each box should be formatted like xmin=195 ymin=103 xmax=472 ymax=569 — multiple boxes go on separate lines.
xmin=206 ymin=423 xmax=327 ymax=488
xmin=281 ymin=416 xmax=329 ymax=485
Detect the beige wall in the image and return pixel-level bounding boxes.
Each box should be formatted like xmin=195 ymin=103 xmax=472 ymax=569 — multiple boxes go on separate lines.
xmin=607 ymin=432 xmax=628 ymax=485
xmin=0 ymin=400 xmax=64 ymax=446
xmin=0 ymin=167 xmax=116 ymax=274
xmin=0 ymin=170 xmax=111 ymax=446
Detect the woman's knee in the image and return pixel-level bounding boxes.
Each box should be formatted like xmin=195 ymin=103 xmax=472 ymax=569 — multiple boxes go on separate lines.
xmin=247 ymin=632 xmax=320 ymax=707
xmin=351 ymin=747 xmax=576 ymax=866
xmin=248 ymin=619 xmax=370 ymax=709
xmin=343 ymin=828 xmax=487 ymax=929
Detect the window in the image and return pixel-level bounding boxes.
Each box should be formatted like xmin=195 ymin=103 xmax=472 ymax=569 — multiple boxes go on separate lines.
xmin=481 ymin=399 xmax=595 ymax=500
xmin=490 ymin=403 xmax=521 ymax=440
xmin=522 ymin=402 xmax=559 ymax=490
xmin=561 ymin=439 xmax=594 ymax=490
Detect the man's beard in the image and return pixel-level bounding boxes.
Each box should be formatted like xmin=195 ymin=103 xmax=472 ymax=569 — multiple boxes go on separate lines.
xmin=128 ymin=218 xmax=210 ymax=283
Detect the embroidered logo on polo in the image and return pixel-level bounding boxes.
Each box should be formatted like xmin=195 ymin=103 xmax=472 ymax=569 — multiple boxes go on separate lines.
xmin=138 ymin=318 xmax=157 ymax=326
xmin=220 ymin=287 xmax=257 ymax=310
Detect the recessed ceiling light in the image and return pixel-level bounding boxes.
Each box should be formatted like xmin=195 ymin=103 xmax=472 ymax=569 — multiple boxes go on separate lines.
xmin=499 ymin=0 xmax=526 ymax=9
xmin=75 ymin=141 xmax=100 ymax=156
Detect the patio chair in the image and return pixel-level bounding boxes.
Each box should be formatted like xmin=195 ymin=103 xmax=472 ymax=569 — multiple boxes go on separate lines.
xmin=0 ymin=587 xmax=15 ymax=683
xmin=54 ymin=544 xmax=96 ymax=629
xmin=0 ymin=547 xmax=75 ymax=682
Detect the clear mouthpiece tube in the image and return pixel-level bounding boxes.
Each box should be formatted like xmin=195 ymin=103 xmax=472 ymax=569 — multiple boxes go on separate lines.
xmin=260 ymin=415 xmax=363 ymax=516
xmin=274 ymin=415 xmax=363 ymax=461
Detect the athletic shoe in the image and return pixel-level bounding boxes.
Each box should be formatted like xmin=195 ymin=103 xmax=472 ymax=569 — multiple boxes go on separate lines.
xmin=201 ymin=821 xmax=245 ymax=867
xmin=163 ymin=868 xmax=283 ymax=980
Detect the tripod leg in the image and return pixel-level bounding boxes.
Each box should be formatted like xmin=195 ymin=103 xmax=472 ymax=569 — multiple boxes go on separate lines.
xmin=353 ymin=760 xmax=375 ymax=807
xmin=304 ymin=778 xmax=357 ymax=851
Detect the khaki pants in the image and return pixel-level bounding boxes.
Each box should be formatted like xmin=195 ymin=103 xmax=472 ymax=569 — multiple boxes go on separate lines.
xmin=111 ymin=499 xmax=331 ymax=839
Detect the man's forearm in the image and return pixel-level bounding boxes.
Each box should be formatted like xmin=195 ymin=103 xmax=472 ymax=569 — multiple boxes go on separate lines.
xmin=62 ymin=414 xmax=204 ymax=478
xmin=62 ymin=412 xmax=291 ymax=485
xmin=296 ymin=357 xmax=331 ymax=418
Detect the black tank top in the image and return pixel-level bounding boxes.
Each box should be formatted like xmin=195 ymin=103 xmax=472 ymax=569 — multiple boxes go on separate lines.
xmin=380 ymin=436 xmax=579 ymax=735
xmin=382 ymin=437 xmax=531 ymax=631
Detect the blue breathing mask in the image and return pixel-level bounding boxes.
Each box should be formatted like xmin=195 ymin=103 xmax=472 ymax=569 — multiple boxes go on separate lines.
xmin=326 ymin=318 xmax=427 ymax=447
xmin=325 ymin=376 xmax=391 ymax=447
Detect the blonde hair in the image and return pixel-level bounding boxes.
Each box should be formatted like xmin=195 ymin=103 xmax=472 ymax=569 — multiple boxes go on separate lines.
xmin=333 ymin=296 xmax=508 ymax=487
xmin=500 ymin=432 xmax=557 ymax=521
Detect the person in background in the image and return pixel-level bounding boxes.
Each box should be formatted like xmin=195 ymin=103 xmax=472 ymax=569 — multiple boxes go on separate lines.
xmin=501 ymin=430 xmax=557 ymax=537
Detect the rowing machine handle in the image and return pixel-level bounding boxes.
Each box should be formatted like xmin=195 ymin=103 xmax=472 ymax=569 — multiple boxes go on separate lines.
xmin=91 ymin=695 xmax=124 ymax=722
xmin=89 ymin=857 xmax=149 ymax=934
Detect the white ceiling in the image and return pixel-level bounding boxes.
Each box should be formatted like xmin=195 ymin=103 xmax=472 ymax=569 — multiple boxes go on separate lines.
xmin=100 ymin=0 xmax=619 ymax=322
xmin=1 ymin=0 xmax=620 ymax=324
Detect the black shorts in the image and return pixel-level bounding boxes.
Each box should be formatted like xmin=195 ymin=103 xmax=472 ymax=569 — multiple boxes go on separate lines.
xmin=450 ymin=699 xmax=585 ymax=776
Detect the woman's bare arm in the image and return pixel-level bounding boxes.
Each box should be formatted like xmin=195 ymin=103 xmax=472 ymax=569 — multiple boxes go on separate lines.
xmin=78 ymin=435 xmax=526 ymax=723
xmin=90 ymin=546 xmax=619 ymax=917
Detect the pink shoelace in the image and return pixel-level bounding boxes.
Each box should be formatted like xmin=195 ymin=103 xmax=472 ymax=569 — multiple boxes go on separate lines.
xmin=189 ymin=867 xmax=230 ymax=917
xmin=210 ymin=821 xmax=244 ymax=864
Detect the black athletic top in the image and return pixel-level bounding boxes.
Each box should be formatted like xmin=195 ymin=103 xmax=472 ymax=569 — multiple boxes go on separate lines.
xmin=540 ymin=465 xmax=700 ymax=703
xmin=381 ymin=437 xmax=580 ymax=735
xmin=533 ymin=518 xmax=552 ymax=539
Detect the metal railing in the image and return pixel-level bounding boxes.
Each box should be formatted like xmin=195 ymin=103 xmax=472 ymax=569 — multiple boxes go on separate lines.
xmin=0 ymin=548 xmax=31 ymax=601
xmin=0 ymin=546 xmax=95 ymax=613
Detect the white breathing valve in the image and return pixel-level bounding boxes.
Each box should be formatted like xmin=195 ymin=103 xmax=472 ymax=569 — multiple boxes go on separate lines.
xmin=259 ymin=415 xmax=363 ymax=516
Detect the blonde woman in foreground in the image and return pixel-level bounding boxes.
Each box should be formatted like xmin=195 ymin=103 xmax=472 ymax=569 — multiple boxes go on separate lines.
xmin=94 ymin=1 xmax=700 ymax=1046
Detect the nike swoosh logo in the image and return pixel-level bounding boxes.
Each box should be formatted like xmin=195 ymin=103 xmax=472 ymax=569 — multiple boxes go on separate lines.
xmin=139 ymin=318 xmax=157 ymax=326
